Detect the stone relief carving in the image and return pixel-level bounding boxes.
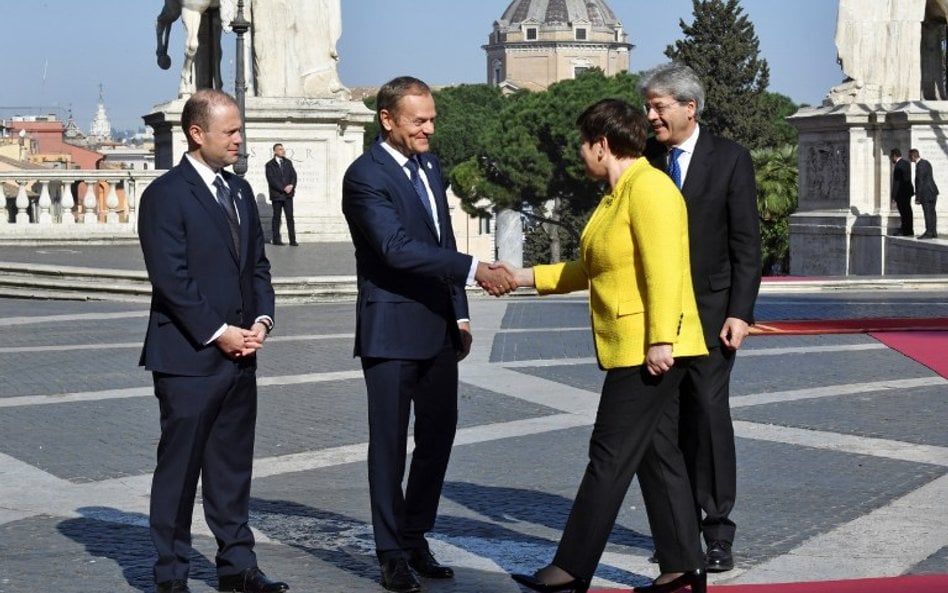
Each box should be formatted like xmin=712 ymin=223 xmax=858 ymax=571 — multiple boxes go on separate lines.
xmin=805 ymin=142 xmax=849 ymax=202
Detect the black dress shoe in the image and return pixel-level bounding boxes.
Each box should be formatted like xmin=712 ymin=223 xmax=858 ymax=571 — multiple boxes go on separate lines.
xmin=705 ymin=540 xmax=734 ymax=572
xmin=511 ymin=572 xmax=589 ymax=593
xmin=218 ymin=567 xmax=289 ymax=592
xmin=156 ymin=580 xmax=191 ymax=593
xmin=408 ymin=548 xmax=454 ymax=579
xmin=289 ymin=241 xmax=299 ymax=246
xmin=917 ymin=233 xmax=934 ymax=240
xmin=380 ymin=558 xmax=421 ymax=593
xmin=633 ymin=569 xmax=706 ymax=593
xmin=272 ymin=241 xmax=284 ymax=246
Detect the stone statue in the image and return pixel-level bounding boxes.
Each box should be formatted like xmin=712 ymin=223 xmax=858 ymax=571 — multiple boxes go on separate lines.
xmin=155 ymin=0 xmax=236 ymax=97
xmin=920 ymin=1 xmax=948 ymax=100
xmin=827 ymin=0 xmax=948 ymax=105
xmin=250 ymin=0 xmax=350 ymax=99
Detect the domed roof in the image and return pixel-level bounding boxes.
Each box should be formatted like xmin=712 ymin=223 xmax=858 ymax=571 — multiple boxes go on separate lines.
xmin=497 ymin=0 xmax=622 ymax=29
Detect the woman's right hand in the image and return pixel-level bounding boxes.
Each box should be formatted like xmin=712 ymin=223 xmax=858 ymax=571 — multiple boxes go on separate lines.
xmin=490 ymin=260 xmax=535 ymax=288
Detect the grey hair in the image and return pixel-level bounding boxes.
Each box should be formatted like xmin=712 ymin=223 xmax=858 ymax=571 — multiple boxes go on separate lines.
xmin=638 ymin=62 xmax=705 ymax=116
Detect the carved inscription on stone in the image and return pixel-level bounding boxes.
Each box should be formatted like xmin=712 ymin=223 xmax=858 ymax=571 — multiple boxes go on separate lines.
xmin=805 ymin=142 xmax=849 ymax=203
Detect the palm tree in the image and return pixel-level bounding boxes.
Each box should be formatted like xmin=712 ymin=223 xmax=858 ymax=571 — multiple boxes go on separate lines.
xmin=752 ymin=145 xmax=798 ymax=274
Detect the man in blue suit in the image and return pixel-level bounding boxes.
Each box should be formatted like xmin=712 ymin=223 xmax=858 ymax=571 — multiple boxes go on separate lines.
xmin=139 ymin=89 xmax=288 ymax=593
xmin=342 ymin=76 xmax=513 ymax=593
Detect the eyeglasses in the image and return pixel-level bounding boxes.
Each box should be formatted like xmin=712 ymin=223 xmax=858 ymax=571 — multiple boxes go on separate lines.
xmin=643 ymin=101 xmax=684 ymax=115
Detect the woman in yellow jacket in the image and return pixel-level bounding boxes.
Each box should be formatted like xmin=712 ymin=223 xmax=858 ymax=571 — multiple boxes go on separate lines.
xmin=502 ymin=99 xmax=708 ymax=593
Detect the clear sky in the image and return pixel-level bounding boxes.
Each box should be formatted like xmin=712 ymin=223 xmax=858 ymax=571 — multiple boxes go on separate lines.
xmin=0 ymin=0 xmax=841 ymax=133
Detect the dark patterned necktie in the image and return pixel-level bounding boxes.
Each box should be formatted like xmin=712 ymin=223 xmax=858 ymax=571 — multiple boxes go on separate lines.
xmin=405 ymin=157 xmax=434 ymax=220
xmin=213 ymin=175 xmax=240 ymax=251
xmin=668 ymin=147 xmax=683 ymax=188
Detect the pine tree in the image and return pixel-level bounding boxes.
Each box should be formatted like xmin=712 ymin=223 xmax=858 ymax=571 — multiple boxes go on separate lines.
xmin=665 ymin=0 xmax=776 ymax=149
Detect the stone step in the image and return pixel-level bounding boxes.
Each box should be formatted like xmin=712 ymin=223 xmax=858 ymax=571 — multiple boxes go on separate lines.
xmin=0 ymin=263 xmax=360 ymax=303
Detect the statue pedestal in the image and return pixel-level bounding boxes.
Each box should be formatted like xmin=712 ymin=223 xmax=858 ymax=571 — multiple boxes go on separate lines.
xmin=788 ymin=101 xmax=948 ymax=275
xmin=144 ymin=96 xmax=373 ymax=242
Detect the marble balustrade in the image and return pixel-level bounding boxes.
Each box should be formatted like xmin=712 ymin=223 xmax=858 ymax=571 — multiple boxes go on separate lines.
xmin=0 ymin=170 xmax=162 ymax=239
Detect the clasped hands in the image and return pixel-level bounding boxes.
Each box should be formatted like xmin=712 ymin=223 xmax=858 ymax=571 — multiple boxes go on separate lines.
xmin=216 ymin=323 xmax=268 ymax=359
xmin=475 ymin=260 xmax=533 ymax=297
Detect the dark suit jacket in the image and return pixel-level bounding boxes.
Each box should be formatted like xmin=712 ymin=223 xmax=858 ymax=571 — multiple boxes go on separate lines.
xmin=914 ymin=159 xmax=939 ymax=203
xmin=265 ymin=157 xmax=298 ymax=201
xmin=139 ymin=156 xmax=275 ymax=376
xmin=646 ymin=131 xmax=761 ymax=348
xmin=342 ymin=141 xmax=471 ymax=360
xmin=892 ymin=158 xmax=914 ymax=201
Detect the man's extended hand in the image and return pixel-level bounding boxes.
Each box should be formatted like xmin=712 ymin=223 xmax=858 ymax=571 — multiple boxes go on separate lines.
xmin=475 ymin=261 xmax=516 ymax=296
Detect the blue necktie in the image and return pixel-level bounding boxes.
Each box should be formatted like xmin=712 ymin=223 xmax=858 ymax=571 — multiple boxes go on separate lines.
xmin=668 ymin=147 xmax=683 ymax=189
xmin=213 ymin=175 xmax=240 ymax=250
xmin=405 ymin=157 xmax=434 ymax=220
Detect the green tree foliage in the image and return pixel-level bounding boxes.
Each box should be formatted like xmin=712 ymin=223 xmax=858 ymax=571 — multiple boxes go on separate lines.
xmin=762 ymin=91 xmax=799 ymax=146
xmin=429 ymin=84 xmax=507 ymax=174
xmin=451 ymin=70 xmax=642 ymax=261
xmin=665 ymin=0 xmax=778 ymax=149
xmin=752 ymin=144 xmax=798 ymax=274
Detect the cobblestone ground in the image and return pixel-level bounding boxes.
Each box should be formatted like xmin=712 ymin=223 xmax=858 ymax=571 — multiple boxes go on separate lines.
xmin=0 ymin=289 xmax=946 ymax=593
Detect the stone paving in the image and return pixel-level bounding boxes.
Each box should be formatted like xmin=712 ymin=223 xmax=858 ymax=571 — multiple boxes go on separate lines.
xmin=0 ymin=245 xmax=946 ymax=593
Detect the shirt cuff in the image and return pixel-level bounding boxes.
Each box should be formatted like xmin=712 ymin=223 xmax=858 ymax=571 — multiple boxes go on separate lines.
xmin=254 ymin=315 xmax=274 ymax=334
xmin=465 ymin=257 xmax=479 ymax=286
xmin=206 ymin=323 xmax=227 ymax=345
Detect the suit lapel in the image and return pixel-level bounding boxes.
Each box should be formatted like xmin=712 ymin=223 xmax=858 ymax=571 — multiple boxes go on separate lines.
xmin=418 ymin=154 xmax=448 ymax=244
xmin=372 ymin=142 xmax=440 ymax=240
xmin=224 ymin=172 xmax=250 ymax=268
xmin=680 ymin=131 xmax=713 ymax=203
xmin=181 ymin=157 xmax=239 ymax=264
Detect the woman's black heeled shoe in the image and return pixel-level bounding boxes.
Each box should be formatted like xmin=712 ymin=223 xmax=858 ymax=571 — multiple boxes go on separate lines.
xmin=511 ymin=572 xmax=590 ymax=593
xmin=632 ymin=568 xmax=707 ymax=593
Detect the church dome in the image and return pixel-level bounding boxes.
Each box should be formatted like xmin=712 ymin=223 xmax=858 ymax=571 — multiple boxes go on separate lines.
xmin=484 ymin=0 xmax=630 ymax=90
xmin=496 ymin=0 xmax=623 ymax=32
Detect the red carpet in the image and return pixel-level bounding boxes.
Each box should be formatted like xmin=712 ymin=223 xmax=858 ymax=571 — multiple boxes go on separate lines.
xmin=591 ymin=573 xmax=948 ymax=592
xmin=750 ymin=317 xmax=948 ymax=335
xmin=870 ymin=331 xmax=948 ymax=378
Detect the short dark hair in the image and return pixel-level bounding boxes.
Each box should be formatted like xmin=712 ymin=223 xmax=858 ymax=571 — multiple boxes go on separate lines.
xmin=181 ymin=89 xmax=238 ymax=135
xmin=273 ymin=143 xmax=283 ymax=151
xmin=910 ymin=148 xmax=920 ymax=159
xmin=576 ymin=98 xmax=648 ymax=159
xmin=890 ymin=148 xmax=902 ymax=158
xmin=376 ymin=76 xmax=432 ymax=124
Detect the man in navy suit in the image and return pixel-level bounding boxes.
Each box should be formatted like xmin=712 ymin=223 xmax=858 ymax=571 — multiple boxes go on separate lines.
xmin=641 ymin=62 xmax=761 ymax=574
xmin=342 ymin=76 xmax=513 ymax=593
xmin=139 ymin=89 xmax=288 ymax=593
xmin=264 ymin=143 xmax=298 ymax=246
xmin=910 ymin=148 xmax=939 ymax=239
xmin=890 ymin=148 xmax=915 ymax=236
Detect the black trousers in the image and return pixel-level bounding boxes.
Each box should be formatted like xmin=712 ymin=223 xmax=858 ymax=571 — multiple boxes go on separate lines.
xmin=553 ymin=363 xmax=703 ymax=579
xmin=150 ymin=365 xmax=258 ymax=583
xmin=895 ymin=196 xmax=914 ymax=235
xmin=920 ymin=200 xmax=937 ymax=236
xmin=271 ymin=198 xmax=295 ymax=244
xmin=679 ymin=346 xmax=737 ymax=545
xmin=361 ymin=343 xmax=458 ymax=562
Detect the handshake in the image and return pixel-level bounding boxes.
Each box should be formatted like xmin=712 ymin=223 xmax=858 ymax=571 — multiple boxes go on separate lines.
xmin=475 ymin=260 xmax=533 ymax=297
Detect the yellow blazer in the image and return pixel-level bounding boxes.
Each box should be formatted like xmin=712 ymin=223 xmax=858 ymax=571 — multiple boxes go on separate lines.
xmin=534 ymin=158 xmax=708 ymax=368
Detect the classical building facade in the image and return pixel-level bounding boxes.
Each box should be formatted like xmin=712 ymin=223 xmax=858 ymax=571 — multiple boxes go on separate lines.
xmin=484 ymin=0 xmax=631 ymax=91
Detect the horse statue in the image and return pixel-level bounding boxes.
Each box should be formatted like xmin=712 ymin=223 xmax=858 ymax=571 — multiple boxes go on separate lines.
xmin=155 ymin=0 xmax=235 ymax=97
